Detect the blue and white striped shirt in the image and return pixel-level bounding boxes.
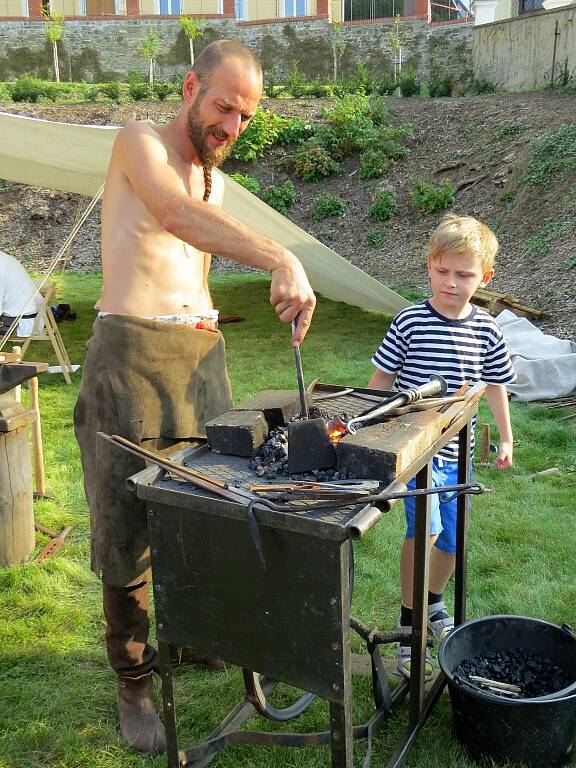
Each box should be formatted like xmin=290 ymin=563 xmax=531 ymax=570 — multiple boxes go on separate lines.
xmin=371 ymin=300 xmax=516 ymax=459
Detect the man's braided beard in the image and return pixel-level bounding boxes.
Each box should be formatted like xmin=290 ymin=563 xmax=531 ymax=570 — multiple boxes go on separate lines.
xmin=186 ymin=99 xmax=236 ymax=202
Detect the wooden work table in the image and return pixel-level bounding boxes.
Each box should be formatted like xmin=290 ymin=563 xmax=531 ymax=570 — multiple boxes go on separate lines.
xmin=128 ymin=383 xmax=485 ymax=768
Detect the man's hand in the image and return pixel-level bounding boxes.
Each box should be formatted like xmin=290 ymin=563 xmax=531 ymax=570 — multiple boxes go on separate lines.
xmin=270 ymin=258 xmax=316 ymax=346
xmin=494 ymin=441 xmax=513 ymax=470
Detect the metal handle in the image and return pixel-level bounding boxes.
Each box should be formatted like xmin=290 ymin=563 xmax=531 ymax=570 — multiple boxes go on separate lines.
xmin=346 ymin=376 xmax=448 ymax=434
xmin=291 ymin=320 xmax=308 ymax=418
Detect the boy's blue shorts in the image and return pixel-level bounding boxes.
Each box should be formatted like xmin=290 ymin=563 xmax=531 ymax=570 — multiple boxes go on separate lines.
xmin=404 ymin=456 xmax=465 ymax=554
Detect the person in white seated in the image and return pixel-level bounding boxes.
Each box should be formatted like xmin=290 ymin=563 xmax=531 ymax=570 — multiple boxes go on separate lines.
xmin=0 ymin=249 xmax=44 ymax=337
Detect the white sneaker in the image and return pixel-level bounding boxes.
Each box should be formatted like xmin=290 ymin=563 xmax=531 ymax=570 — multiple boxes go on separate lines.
xmin=427 ymin=600 xmax=454 ymax=642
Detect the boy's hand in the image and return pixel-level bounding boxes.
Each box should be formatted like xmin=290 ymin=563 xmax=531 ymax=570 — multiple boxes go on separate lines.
xmin=494 ymin=441 xmax=513 ymax=470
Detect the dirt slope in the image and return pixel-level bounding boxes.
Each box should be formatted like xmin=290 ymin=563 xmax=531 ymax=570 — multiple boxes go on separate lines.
xmin=1 ymin=91 xmax=575 ymax=338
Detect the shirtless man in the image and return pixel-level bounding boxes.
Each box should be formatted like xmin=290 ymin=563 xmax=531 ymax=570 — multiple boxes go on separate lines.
xmin=74 ymin=39 xmax=315 ymax=756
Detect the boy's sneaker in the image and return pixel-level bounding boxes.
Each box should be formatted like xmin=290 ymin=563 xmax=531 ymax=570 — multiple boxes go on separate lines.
xmin=396 ymin=620 xmax=435 ymax=681
xmin=427 ymin=600 xmax=454 ymax=642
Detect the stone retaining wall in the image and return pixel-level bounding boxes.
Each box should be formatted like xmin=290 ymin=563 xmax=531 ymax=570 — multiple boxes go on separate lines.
xmin=0 ymin=16 xmax=473 ymax=83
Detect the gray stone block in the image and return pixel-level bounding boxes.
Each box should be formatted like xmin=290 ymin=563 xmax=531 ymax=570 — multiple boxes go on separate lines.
xmin=206 ymin=410 xmax=269 ymax=458
xmin=233 ymin=389 xmax=302 ymax=427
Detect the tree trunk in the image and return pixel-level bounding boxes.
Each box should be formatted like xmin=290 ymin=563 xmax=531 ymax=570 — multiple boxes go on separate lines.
xmin=333 ymin=49 xmax=337 ymax=82
xmin=53 ymin=40 xmax=60 ymax=82
xmin=149 ymin=60 xmax=154 ymax=85
xmin=189 ymin=38 xmax=195 ymax=67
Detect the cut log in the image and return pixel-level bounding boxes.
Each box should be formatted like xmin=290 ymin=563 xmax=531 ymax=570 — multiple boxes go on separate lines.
xmin=472 ymin=286 xmax=547 ymax=320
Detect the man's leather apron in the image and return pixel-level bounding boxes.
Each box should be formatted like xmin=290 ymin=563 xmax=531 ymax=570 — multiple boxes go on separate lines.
xmin=74 ymin=314 xmax=233 ymax=587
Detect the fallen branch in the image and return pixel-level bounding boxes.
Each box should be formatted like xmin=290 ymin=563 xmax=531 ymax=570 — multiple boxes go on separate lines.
xmin=435 ymin=159 xmax=466 ymax=173
xmin=454 ymin=173 xmax=488 ymax=193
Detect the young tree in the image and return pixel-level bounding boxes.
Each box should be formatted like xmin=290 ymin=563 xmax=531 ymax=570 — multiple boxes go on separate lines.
xmin=43 ymin=11 xmax=64 ymax=83
xmin=385 ymin=14 xmax=413 ymax=84
xmin=140 ymin=31 xmax=162 ymax=85
xmin=178 ymin=16 xmax=205 ymax=67
xmin=330 ymin=21 xmax=346 ymax=82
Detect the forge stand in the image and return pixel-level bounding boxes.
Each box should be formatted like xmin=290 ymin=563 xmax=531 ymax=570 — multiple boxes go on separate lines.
xmin=130 ymin=392 xmax=481 ymax=768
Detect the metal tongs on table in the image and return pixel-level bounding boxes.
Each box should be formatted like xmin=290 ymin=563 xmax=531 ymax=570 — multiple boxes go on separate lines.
xmin=249 ymin=478 xmax=381 ymax=501
xmin=326 ymin=375 xmax=449 ymax=437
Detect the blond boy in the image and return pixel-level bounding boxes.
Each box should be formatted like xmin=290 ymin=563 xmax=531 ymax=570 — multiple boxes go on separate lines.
xmin=368 ymin=214 xmax=516 ymax=678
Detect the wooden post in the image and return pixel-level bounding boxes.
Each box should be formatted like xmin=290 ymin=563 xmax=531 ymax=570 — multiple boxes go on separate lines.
xmin=478 ymin=423 xmax=491 ymax=467
xmin=28 ymin=376 xmax=47 ymax=497
xmin=0 ymin=390 xmax=36 ymax=568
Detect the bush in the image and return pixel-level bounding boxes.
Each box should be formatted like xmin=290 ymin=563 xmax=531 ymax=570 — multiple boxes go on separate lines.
xmin=466 ymin=77 xmax=496 ymax=95
xmin=312 ymin=193 xmax=346 ymax=220
xmin=352 ymin=63 xmax=376 ymax=94
xmin=399 ymin=68 xmax=420 ymax=98
xmin=100 ymin=81 xmax=122 ymax=102
xmin=0 ymin=82 xmax=12 ymax=101
xmin=85 ymin=86 xmax=100 ymax=102
xmin=293 ymin=145 xmax=341 ymax=182
xmin=410 ymin=179 xmax=455 ymax=214
xmin=321 ymin=92 xmax=377 ymax=158
xmin=428 ymin=74 xmax=453 ymax=98
xmin=306 ymin=78 xmax=330 ymax=98
xmin=153 ymin=82 xmax=173 ymax=101
xmin=231 ymin=108 xmax=283 ymax=161
xmin=262 ymin=181 xmax=296 ymax=215
xmin=285 ymin=61 xmax=307 ymax=99
xmin=359 ymin=149 xmax=392 ymax=181
xmin=275 ymin=116 xmax=314 ymax=146
xmin=129 ymin=82 xmax=151 ymax=101
xmin=11 ymin=76 xmax=45 ymax=103
xmin=229 ymin=173 xmax=261 ymax=195
xmin=376 ymin=72 xmax=395 ymax=96
xmin=368 ymin=189 xmax=397 ymax=221
xmin=362 ymin=228 xmax=389 ymax=247
xmin=369 ymin=95 xmax=389 ymax=126
xmin=263 ymin=69 xmax=281 ymax=99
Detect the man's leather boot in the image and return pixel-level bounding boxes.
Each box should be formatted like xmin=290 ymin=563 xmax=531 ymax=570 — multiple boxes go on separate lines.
xmin=117 ymin=673 xmax=166 ymax=754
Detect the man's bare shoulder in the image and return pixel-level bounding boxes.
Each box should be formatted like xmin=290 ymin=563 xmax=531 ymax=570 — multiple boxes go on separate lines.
xmin=113 ymin=120 xmax=169 ymax=160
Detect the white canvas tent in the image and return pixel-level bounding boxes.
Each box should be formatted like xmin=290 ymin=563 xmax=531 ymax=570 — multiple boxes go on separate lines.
xmin=0 ymin=111 xmax=410 ymax=315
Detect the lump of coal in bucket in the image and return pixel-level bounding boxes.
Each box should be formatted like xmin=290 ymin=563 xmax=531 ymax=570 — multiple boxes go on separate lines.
xmin=206 ymin=410 xmax=269 ymax=458
xmin=454 ymin=647 xmax=572 ymax=698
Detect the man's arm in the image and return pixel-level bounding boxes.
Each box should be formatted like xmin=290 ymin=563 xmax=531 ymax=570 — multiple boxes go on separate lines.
xmin=485 ymin=383 xmax=513 ymax=469
xmin=368 ymin=369 xmax=397 ymax=390
xmin=114 ymin=123 xmax=315 ymax=343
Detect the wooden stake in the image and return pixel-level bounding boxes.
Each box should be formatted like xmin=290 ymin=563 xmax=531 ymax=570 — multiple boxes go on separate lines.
xmin=478 ymin=423 xmax=491 ymax=467
xmin=28 ymin=376 xmax=49 ymax=498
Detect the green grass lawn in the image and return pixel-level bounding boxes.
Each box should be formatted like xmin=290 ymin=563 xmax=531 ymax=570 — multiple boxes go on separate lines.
xmin=1 ymin=272 xmax=575 ymax=768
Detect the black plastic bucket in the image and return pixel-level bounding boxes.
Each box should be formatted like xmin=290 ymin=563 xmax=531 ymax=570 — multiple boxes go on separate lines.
xmin=439 ymin=615 xmax=576 ymax=768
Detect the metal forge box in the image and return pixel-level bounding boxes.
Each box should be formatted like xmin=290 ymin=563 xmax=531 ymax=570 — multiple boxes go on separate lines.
xmin=129 ymin=383 xmax=484 ymax=768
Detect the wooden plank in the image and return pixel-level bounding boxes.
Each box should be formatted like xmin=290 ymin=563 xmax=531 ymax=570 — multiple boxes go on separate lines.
xmin=0 ymin=427 xmax=34 ymax=567
xmin=336 ymin=409 xmax=448 ymax=483
xmin=472 ymin=286 xmax=546 ymax=319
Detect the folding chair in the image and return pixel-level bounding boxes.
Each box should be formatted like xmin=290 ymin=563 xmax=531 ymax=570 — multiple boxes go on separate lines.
xmin=7 ymin=280 xmax=74 ymax=385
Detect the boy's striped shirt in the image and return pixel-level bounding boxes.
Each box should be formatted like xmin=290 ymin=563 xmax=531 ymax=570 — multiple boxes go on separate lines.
xmin=371 ymin=300 xmax=516 ymax=459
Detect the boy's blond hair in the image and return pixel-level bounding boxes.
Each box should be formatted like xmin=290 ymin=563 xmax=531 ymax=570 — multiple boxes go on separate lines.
xmin=428 ymin=214 xmax=499 ymax=273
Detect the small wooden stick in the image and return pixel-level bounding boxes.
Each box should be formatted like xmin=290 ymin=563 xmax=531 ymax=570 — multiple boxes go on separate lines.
xmin=469 ymin=675 xmax=521 ymax=693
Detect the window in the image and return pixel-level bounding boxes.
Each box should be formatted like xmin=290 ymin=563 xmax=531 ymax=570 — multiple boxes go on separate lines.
xmin=283 ymin=0 xmax=306 ymax=15
xmin=158 ymin=0 xmax=181 ymax=12
xmin=344 ymin=0 xmax=403 ymax=20
xmin=235 ymin=0 xmax=246 ymax=18
xmin=520 ymin=0 xmax=543 ymax=11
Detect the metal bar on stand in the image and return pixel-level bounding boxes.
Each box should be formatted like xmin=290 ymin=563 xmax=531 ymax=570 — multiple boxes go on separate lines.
xmin=409 ymin=460 xmax=433 ymax=726
xmin=454 ymin=421 xmax=472 ymax=626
